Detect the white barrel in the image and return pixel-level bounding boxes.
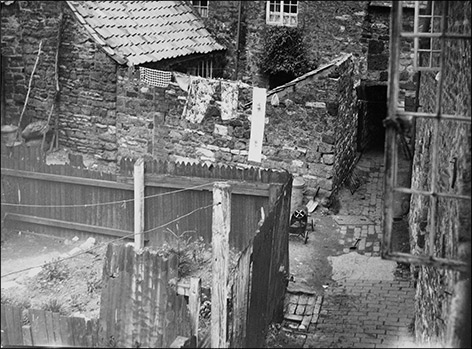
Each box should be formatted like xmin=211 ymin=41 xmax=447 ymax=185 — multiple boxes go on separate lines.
xmin=291 ymin=177 xmax=305 ymax=213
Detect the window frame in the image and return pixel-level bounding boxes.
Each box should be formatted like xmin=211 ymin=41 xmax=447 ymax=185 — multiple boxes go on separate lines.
xmin=383 ymin=1 xmax=471 ymax=272
xmin=191 ymin=0 xmax=209 ymax=18
xmin=266 ymin=0 xmax=298 ymax=27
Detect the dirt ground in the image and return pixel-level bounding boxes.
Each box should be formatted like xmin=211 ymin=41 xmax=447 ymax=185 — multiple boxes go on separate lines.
xmin=1 ymin=230 xmax=105 ymax=319
xmin=287 ymin=210 xmax=344 ymax=295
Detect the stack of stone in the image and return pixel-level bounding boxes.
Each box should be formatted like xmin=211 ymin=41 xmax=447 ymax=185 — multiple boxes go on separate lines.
xmin=21 ymin=120 xmax=50 ymax=148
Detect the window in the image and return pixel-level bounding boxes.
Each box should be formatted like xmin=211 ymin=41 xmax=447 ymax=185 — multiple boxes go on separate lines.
xmin=192 ymin=0 xmax=209 ymax=18
xmin=383 ymin=1 xmax=471 ymax=272
xmin=266 ymin=0 xmax=298 ymax=27
xmin=187 ymin=59 xmax=213 ymax=78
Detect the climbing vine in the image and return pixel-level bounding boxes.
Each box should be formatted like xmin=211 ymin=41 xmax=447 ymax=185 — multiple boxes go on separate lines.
xmin=258 ymin=26 xmax=314 ymax=77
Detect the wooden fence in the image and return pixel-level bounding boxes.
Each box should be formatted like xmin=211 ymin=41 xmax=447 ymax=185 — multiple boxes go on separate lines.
xmin=1 ymin=243 xmax=196 ymax=348
xmin=228 ymin=177 xmax=291 ymax=348
xmin=1 ymin=144 xmax=293 ymax=348
xmin=1 ymin=304 xmax=99 ymax=347
xmin=1 ymin=145 xmax=289 ymax=251
xmin=99 ymin=243 xmax=193 ymax=348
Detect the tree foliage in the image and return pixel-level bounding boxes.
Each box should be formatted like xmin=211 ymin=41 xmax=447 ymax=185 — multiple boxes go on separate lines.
xmin=259 ymin=26 xmax=314 ymax=77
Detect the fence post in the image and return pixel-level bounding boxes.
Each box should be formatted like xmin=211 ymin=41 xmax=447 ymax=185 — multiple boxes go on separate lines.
xmin=134 ymin=158 xmax=145 ymax=250
xmin=211 ymin=182 xmax=231 ymax=349
xmin=189 ymin=277 xmax=201 ymax=346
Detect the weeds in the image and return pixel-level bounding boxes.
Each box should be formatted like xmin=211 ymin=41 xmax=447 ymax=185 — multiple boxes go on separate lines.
xmin=156 ymin=225 xmax=209 ymax=277
xmin=37 ymin=258 xmax=70 ymax=288
xmin=41 ymin=298 xmax=65 ymax=314
xmin=1 ymin=292 xmax=32 ymax=325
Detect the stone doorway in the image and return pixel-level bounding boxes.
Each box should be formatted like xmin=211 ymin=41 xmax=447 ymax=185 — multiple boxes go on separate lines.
xmin=356 ymin=82 xmax=388 ymax=152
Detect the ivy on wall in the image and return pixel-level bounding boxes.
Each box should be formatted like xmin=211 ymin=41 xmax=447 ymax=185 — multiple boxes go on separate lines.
xmin=258 ymin=26 xmax=315 ymax=78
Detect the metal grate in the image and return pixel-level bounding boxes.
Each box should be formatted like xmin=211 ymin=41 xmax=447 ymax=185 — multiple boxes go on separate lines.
xmin=383 ymin=1 xmax=471 ymax=272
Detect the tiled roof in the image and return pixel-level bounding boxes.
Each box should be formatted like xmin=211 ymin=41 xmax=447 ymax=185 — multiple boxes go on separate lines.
xmin=66 ymin=1 xmax=226 ymax=66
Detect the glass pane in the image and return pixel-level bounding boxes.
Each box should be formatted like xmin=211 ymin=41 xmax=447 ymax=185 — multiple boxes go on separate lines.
xmin=419 ymin=51 xmax=431 ymax=67
xmin=431 ymin=52 xmax=441 ymax=68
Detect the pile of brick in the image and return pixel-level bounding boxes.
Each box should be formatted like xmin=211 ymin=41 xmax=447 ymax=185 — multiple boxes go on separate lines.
xmin=283 ymin=291 xmax=324 ymax=332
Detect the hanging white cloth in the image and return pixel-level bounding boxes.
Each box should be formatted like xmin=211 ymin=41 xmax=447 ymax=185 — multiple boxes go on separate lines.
xmin=139 ymin=67 xmax=171 ymax=88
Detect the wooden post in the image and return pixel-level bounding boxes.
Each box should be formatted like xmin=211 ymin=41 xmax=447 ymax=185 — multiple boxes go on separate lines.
xmin=189 ymin=277 xmax=201 ymax=346
xmin=211 ymin=182 xmax=231 ymax=349
xmin=134 ymin=158 xmax=145 ymax=250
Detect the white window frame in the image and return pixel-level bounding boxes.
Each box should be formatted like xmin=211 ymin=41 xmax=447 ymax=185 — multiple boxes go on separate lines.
xmin=191 ymin=0 xmax=209 ymax=18
xmin=266 ymin=1 xmax=298 ymax=27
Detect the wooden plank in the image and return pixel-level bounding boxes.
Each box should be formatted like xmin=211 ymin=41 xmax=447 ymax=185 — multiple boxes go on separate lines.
xmin=1 ymin=305 xmax=9 ymax=347
xmin=5 ymin=305 xmax=23 ymax=346
xmin=59 ymin=315 xmax=74 ymax=346
xmin=189 ymin=277 xmax=201 ymax=346
xmin=231 ymin=243 xmax=253 ymax=348
xmin=134 ymin=158 xmax=145 ymax=250
xmin=29 ymin=308 xmax=49 ymax=346
xmin=22 ymin=325 xmax=33 ymax=346
xmin=117 ymin=174 xmax=270 ymax=197
xmin=51 ymin=312 xmax=63 ymax=345
xmin=211 ymin=182 xmax=231 ymax=349
xmin=5 ymin=213 xmax=133 ymax=239
xmin=1 ymin=168 xmax=129 ymax=190
xmin=44 ymin=311 xmax=58 ymax=346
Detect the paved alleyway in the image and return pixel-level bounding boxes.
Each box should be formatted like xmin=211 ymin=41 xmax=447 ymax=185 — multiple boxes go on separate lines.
xmin=272 ymin=149 xmax=417 ymax=348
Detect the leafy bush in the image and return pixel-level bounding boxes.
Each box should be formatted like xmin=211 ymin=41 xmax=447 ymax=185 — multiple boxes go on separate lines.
xmin=258 ymin=26 xmax=315 ymax=77
xmin=37 ymin=258 xmax=70 ymax=288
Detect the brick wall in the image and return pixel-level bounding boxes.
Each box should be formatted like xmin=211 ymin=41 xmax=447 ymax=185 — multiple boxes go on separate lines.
xmin=408 ymin=1 xmax=471 ymax=345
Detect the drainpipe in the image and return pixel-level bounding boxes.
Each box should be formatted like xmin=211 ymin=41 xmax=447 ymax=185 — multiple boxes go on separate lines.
xmin=233 ymin=0 xmax=242 ymax=80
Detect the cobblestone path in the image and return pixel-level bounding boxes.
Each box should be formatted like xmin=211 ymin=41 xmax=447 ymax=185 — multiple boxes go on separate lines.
xmin=277 ymin=149 xmax=417 ymax=348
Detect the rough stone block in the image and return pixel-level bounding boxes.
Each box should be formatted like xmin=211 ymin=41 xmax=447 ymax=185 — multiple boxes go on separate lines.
xmin=322 ymin=154 xmax=335 ymax=165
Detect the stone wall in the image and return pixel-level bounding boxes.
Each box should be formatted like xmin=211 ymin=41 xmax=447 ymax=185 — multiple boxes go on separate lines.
xmin=408 ymin=1 xmax=471 ymax=345
xmin=1 ymin=1 xmax=61 ymax=126
xmin=203 ymin=1 xmax=368 ymax=87
xmin=58 ymin=5 xmax=118 ymax=162
xmin=1 ymin=1 xmax=120 ymax=163
xmin=362 ymin=4 xmax=417 ymax=108
xmin=142 ymin=54 xmax=358 ymax=201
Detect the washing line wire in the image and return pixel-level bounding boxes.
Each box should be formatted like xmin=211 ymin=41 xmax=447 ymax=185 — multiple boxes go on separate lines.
xmin=0 ymin=181 xmax=214 ymax=208
xmin=0 ymin=202 xmax=220 ymax=279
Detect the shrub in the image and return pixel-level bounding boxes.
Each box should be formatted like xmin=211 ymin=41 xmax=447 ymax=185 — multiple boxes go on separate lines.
xmin=258 ymin=26 xmax=315 ymax=77
xmin=37 ymin=258 xmax=70 ymax=288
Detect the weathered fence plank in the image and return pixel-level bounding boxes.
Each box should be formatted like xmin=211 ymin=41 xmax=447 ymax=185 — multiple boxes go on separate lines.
xmin=99 ymin=243 xmax=192 ymax=348
xmin=211 ymin=183 xmax=231 ymax=349
xmin=230 ymin=243 xmax=253 ymax=348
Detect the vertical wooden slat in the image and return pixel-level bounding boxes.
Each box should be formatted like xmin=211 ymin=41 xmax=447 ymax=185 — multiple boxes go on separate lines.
xmin=59 ymin=314 xmax=74 ymax=346
xmin=211 ymin=182 xmax=231 ymax=349
xmin=29 ymin=308 xmax=49 ymax=346
xmin=231 ymin=244 xmax=253 ymax=348
xmin=44 ymin=311 xmax=58 ymax=346
xmin=134 ymin=158 xmax=145 ymax=249
xmin=21 ymin=325 xmax=33 ymax=346
xmin=189 ymin=277 xmax=201 ymax=346
xmin=51 ymin=311 xmax=63 ymax=345
xmin=1 ymin=305 xmax=10 ymax=346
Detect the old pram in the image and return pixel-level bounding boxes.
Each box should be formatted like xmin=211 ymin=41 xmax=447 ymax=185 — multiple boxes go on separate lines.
xmin=288 ymin=187 xmax=319 ymax=244
xmin=289 ymin=208 xmax=313 ymax=244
